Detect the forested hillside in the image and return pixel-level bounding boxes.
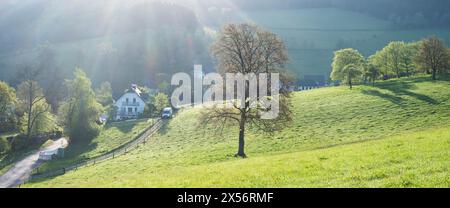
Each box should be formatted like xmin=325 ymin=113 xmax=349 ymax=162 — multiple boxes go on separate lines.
xmin=0 ymin=0 xmax=211 ymax=92
xmin=1 ymin=0 xmax=449 ymax=93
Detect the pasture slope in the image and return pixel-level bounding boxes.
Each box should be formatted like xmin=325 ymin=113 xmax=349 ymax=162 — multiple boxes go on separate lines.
xmin=26 ymin=76 xmax=450 ymax=187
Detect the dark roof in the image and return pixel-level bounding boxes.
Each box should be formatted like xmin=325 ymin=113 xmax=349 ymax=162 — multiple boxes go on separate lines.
xmin=114 ymin=84 xmax=150 ymax=102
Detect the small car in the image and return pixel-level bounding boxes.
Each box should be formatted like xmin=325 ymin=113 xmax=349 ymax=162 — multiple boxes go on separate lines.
xmin=161 ymin=107 xmax=173 ymax=119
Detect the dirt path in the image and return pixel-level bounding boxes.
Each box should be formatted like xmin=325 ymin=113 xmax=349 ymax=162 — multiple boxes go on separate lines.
xmin=0 ymin=138 xmax=68 ymax=188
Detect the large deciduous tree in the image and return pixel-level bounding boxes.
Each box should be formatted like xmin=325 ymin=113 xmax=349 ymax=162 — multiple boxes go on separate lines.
xmin=16 ymin=80 xmax=52 ymax=139
xmin=400 ymin=42 xmax=420 ymax=76
xmin=59 ymin=69 xmax=102 ymax=142
xmin=201 ymin=23 xmax=292 ymax=158
xmin=363 ymin=63 xmax=381 ymax=86
xmin=415 ymin=37 xmax=449 ymax=80
xmin=342 ymin=64 xmax=363 ymax=89
xmin=370 ymin=41 xmax=418 ymax=78
xmin=370 ymin=49 xmax=390 ymax=78
xmin=330 ymin=48 xmax=365 ymax=89
xmin=384 ymin=41 xmax=404 ymax=78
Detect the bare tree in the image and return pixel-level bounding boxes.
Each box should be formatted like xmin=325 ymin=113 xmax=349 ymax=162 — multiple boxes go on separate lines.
xmin=13 ymin=64 xmax=51 ymax=139
xmin=201 ymin=24 xmax=293 ymax=158
xmin=415 ymin=37 xmax=449 ymax=80
xmin=17 ymin=80 xmax=51 ymax=140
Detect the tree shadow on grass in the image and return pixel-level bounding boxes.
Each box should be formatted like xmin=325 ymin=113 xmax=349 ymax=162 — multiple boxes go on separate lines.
xmin=361 ymin=89 xmax=405 ymax=106
xmin=64 ymin=140 xmax=98 ymax=158
xmin=370 ymin=78 xmax=439 ymax=105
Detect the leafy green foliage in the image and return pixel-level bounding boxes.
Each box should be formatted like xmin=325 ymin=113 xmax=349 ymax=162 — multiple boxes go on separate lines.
xmin=0 ymin=137 xmax=10 ymax=155
xmin=95 ymin=82 xmax=113 ymax=107
xmin=19 ymin=100 xmax=56 ymax=137
xmin=363 ymin=63 xmax=381 ymax=86
xmin=370 ymin=41 xmax=419 ymax=78
xmin=16 ymin=80 xmax=54 ymax=139
xmin=330 ymin=48 xmax=365 ymax=87
xmin=153 ymin=93 xmax=169 ymax=114
xmin=342 ymin=64 xmax=362 ymax=89
xmin=59 ymin=69 xmax=102 ymax=142
xmin=0 ymin=81 xmax=17 ymax=132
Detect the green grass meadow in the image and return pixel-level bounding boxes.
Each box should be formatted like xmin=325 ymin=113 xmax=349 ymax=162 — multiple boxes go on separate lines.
xmin=35 ymin=118 xmax=155 ymax=173
xmin=25 ymin=76 xmax=450 ymax=187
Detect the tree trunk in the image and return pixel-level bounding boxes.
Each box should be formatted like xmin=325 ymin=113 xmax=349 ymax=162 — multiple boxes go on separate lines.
xmin=348 ymin=79 xmax=352 ymax=90
xmin=26 ymin=82 xmax=33 ymax=140
xmin=405 ymin=64 xmax=410 ymax=77
xmin=236 ymin=112 xmax=246 ymax=158
xmin=432 ymin=68 xmax=437 ymax=80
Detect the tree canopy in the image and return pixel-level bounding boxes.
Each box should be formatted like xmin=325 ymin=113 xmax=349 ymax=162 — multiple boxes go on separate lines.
xmin=202 ymin=23 xmax=293 ymax=157
xmin=330 ymin=48 xmax=365 ymax=88
xmin=370 ymin=41 xmax=419 ymax=78
xmin=154 ymin=93 xmax=170 ymax=114
xmin=415 ymin=37 xmax=449 ymax=80
xmin=16 ymin=80 xmax=53 ymax=139
xmin=59 ymin=69 xmax=102 ymax=142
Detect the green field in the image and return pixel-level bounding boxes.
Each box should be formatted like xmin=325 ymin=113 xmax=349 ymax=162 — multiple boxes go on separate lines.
xmin=32 ymin=118 xmax=155 ymax=173
xmin=25 ymin=76 xmax=450 ymax=187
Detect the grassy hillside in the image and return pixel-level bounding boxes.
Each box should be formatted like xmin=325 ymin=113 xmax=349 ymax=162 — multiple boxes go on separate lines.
xmin=27 ymin=127 xmax=449 ymax=188
xmin=36 ymin=118 xmax=155 ymax=173
xmin=25 ymin=76 xmax=450 ymax=187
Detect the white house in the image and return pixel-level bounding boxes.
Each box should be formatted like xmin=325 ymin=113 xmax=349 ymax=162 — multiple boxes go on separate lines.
xmin=114 ymin=84 xmax=146 ymax=120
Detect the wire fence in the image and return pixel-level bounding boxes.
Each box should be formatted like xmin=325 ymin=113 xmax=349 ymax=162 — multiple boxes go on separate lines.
xmin=19 ymin=118 xmax=165 ymax=186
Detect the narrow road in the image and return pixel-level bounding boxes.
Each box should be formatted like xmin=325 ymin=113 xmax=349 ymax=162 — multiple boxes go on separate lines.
xmin=0 ymin=138 xmax=68 ymax=188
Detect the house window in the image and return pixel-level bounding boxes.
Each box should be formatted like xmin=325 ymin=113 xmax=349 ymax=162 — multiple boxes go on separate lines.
xmin=133 ymin=98 xmax=136 ymax=103
xmin=128 ymin=108 xmax=133 ymax=113
xmin=126 ymin=98 xmax=129 ymax=103
xmin=135 ymin=107 xmax=137 ymax=112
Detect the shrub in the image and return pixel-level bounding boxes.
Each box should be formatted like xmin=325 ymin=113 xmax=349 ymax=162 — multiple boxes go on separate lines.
xmin=0 ymin=137 xmax=10 ymax=155
xmin=10 ymin=135 xmax=29 ymax=151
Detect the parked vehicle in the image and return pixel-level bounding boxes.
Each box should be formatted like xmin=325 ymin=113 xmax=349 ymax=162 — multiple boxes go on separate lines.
xmin=38 ymin=149 xmax=58 ymax=161
xmin=161 ymin=107 xmax=173 ymax=119
xmin=38 ymin=144 xmax=65 ymax=161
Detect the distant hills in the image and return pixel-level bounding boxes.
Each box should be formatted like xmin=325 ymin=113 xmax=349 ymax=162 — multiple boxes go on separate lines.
xmin=0 ymin=0 xmax=449 ymax=93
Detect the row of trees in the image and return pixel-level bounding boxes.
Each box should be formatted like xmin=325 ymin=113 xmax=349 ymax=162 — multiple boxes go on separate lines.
xmin=0 ymin=68 xmax=109 ymax=153
xmin=331 ymin=37 xmax=450 ymax=89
